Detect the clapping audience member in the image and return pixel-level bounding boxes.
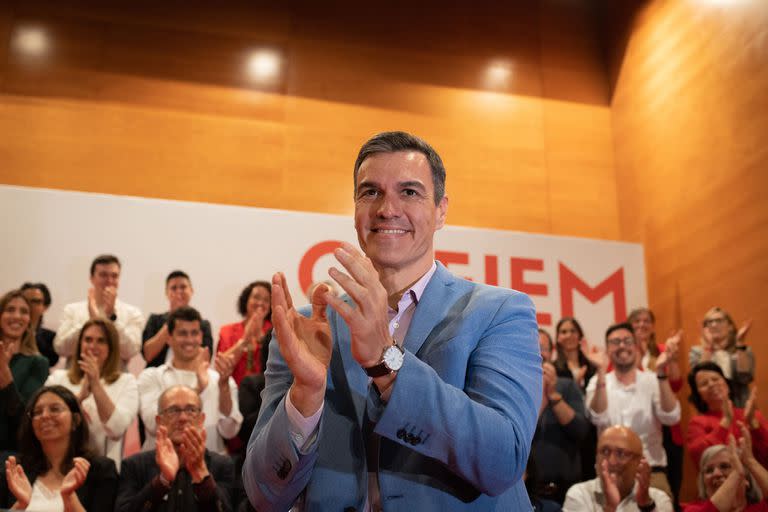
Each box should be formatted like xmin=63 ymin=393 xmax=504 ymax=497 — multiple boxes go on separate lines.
xmin=563 ymin=425 xmax=673 ymax=511
xmin=116 ymin=385 xmax=234 ymax=512
xmin=686 ymin=362 xmax=768 ymax=469
xmin=684 ymin=426 xmax=768 ymax=512
xmin=628 ymin=307 xmax=685 ymax=508
xmin=45 ymin=319 xmax=139 ymax=470
xmin=20 ymin=282 xmax=58 ymax=367
xmin=143 ymin=270 xmax=214 ymax=368
xmin=216 ymin=281 xmax=272 ymax=385
xmin=54 ymin=254 xmax=145 ymax=364
xmin=689 ymin=307 xmax=754 ymax=407
xmin=587 ymin=322 xmax=681 ymax=497
xmin=0 ymin=385 xmax=117 ymax=510
xmin=553 ymin=317 xmax=598 ymax=393
xmin=0 ymin=290 xmax=48 ymax=454
xmin=138 ymin=306 xmax=242 ymax=455
xmin=532 ymin=328 xmax=589 ymax=504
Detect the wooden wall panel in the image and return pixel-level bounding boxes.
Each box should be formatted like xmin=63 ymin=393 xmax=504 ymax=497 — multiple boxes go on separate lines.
xmin=0 ymin=0 xmax=618 ymax=238
xmin=610 ymin=0 xmax=768 ymax=502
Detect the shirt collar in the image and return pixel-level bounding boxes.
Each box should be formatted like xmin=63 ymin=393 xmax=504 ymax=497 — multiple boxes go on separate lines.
xmin=390 ymin=261 xmax=437 ymax=314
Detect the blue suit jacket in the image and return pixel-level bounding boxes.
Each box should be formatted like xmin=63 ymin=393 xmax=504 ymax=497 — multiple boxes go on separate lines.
xmin=243 ymin=262 xmax=542 ymax=511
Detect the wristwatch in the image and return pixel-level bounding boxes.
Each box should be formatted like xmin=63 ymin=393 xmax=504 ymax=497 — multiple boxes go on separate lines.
xmin=364 ymin=341 xmax=405 ymax=377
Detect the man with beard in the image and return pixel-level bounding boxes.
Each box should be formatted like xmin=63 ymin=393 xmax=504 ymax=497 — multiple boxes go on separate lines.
xmin=587 ymin=323 xmax=680 ymax=498
xmin=563 ymin=426 xmax=673 ymax=511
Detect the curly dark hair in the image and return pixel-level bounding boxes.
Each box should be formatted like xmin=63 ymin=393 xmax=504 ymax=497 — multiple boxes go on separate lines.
xmin=18 ymin=385 xmax=93 ymax=477
xmin=688 ymin=362 xmax=734 ymax=414
xmin=237 ymin=281 xmax=272 ymax=320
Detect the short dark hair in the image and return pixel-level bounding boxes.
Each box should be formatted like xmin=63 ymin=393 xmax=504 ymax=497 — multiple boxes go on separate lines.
xmin=165 ymin=270 xmax=190 ymax=285
xmin=353 ymin=131 xmax=447 ymax=205
xmin=167 ymin=306 xmax=202 ymax=334
xmin=90 ymin=254 xmax=121 ymax=276
xmin=19 ymin=385 xmax=92 ymax=477
xmin=237 ymin=281 xmax=272 ymax=319
xmin=688 ymin=362 xmax=733 ymax=414
xmin=605 ymin=322 xmax=635 ymax=341
xmin=20 ymin=282 xmax=52 ymax=307
xmin=537 ymin=328 xmax=553 ymax=351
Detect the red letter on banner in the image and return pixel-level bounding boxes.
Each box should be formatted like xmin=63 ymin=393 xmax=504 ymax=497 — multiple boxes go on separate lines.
xmin=484 ymin=255 xmax=498 ymax=286
xmin=435 ymin=251 xmax=471 ymax=281
xmin=559 ymin=263 xmax=627 ymax=322
xmin=511 ymin=258 xmax=551 ymax=325
xmin=298 ymin=240 xmax=344 ymax=296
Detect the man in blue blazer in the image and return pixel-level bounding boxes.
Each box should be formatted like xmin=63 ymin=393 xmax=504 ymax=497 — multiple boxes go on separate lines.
xmin=243 ymin=131 xmax=542 ymax=511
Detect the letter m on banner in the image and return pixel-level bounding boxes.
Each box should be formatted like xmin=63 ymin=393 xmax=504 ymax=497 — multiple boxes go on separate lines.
xmin=559 ymin=263 xmax=627 ymax=323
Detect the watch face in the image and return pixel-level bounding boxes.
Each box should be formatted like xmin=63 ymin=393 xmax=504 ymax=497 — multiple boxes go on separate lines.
xmin=383 ymin=345 xmax=404 ymax=371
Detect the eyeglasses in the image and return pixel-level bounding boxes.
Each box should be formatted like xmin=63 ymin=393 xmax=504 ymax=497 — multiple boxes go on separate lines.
xmin=598 ymin=446 xmax=639 ymax=462
xmin=30 ymin=404 xmax=69 ymax=419
xmin=160 ymin=405 xmax=202 ymax=418
xmin=607 ymin=337 xmax=636 ymax=347
xmin=704 ymin=461 xmax=733 ymax=475
xmin=703 ymin=317 xmax=727 ymax=327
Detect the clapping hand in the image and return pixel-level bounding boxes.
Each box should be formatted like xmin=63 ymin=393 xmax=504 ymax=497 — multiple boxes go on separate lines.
xmin=5 ymin=456 xmax=31 ymax=509
xmin=60 ymin=457 xmax=90 ymax=496
xmin=737 ymin=320 xmax=752 ymax=346
xmin=179 ymin=426 xmax=209 ymax=483
xmin=599 ymin=458 xmax=621 ymax=510
xmin=195 ymin=347 xmax=211 ymax=393
xmin=744 ymin=388 xmax=759 ymax=429
xmin=214 ymin=352 xmax=235 ymax=383
xmin=155 ymin=425 xmax=179 ymax=484
xmin=271 ymin=271 xmax=332 ymax=416
xmin=635 ymin=458 xmax=652 ymax=508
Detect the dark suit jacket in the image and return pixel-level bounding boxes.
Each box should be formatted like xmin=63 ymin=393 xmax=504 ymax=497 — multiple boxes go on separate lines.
xmin=0 ymin=454 xmax=117 ymax=510
xmin=116 ymin=449 xmax=234 ymax=512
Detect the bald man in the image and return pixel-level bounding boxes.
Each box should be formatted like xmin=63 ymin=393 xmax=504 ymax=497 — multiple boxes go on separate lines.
xmin=563 ymin=426 xmax=673 ymax=512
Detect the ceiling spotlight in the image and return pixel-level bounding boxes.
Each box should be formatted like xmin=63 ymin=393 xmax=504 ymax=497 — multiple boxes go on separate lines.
xmin=12 ymin=26 xmax=49 ymax=57
xmin=484 ymin=60 xmax=514 ymax=90
xmin=246 ymin=50 xmax=281 ymax=82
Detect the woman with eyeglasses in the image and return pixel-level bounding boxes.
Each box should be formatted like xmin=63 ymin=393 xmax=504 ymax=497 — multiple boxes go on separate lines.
xmin=686 ymin=362 xmax=768 ymax=470
xmin=685 ymin=426 xmax=768 ymax=511
xmin=689 ymin=307 xmax=754 ymax=407
xmin=45 ymin=318 xmax=139 ymax=471
xmin=0 ymin=290 xmax=49 ymax=455
xmin=0 ymin=385 xmax=118 ymax=510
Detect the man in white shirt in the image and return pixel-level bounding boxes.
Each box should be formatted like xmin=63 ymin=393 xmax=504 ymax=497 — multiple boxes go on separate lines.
xmin=587 ymin=322 xmax=681 ymax=497
xmin=563 ymin=425 xmax=673 ymax=511
xmin=54 ymin=254 xmax=144 ymax=363
xmin=137 ymin=306 xmax=242 ymax=455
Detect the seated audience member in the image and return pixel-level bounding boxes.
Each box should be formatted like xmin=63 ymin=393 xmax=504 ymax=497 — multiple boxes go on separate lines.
xmin=216 ymin=281 xmax=272 ymax=385
xmin=689 ymin=307 xmax=754 ymax=407
xmin=526 ymin=454 xmax=563 ymax=512
xmin=0 ymin=290 xmax=48 ymax=453
xmin=116 ymin=385 xmax=234 ymax=512
xmin=686 ymin=362 xmax=768 ymax=469
xmin=54 ymin=254 xmax=145 ymax=364
xmin=587 ymin=322 xmax=681 ymax=497
xmin=684 ymin=426 xmax=768 ymax=512
xmin=628 ymin=307 xmax=685 ymax=507
xmin=20 ymin=282 xmax=58 ymax=367
xmin=532 ymin=327 xmax=590 ymax=504
xmin=142 ymin=270 xmax=214 ymax=368
xmin=563 ymin=425 xmax=673 ymax=511
xmin=554 ymin=317 xmax=599 ymax=393
xmin=0 ymin=385 xmax=118 ymax=510
xmin=138 ymin=306 xmax=242 ymax=455
xmin=45 ymin=318 xmax=139 ymax=470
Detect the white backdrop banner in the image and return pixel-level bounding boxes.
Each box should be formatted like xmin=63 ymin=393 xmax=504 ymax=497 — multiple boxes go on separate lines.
xmin=0 ymin=185 xmax=647 ymax=347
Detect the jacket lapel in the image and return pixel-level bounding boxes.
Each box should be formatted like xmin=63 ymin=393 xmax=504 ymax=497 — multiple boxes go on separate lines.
xmin=402 ymin=262 xmax=458 ymax=356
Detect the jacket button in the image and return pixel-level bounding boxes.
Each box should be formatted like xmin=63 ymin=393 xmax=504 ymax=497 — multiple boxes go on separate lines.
xmin=396 ymin=429 xmax=406 ymax=439
xmin=411 ymin=436 xmax=421 ymax=445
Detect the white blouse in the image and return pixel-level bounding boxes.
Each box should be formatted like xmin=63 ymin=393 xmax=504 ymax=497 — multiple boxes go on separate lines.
xmin=27 ymin=480 xmax=63 ymax=512
xmin=46 ymin=370 xmax=139 ymax=471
